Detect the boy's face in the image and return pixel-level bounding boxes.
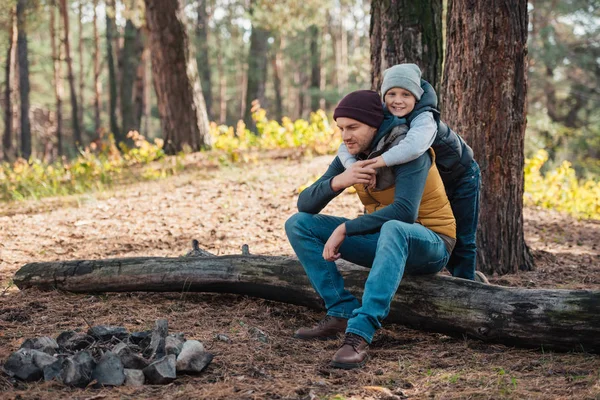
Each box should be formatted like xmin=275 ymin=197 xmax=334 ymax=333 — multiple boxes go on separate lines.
xmin=336 ymin=117 xmax=378 ymax=155
xmin=384 ymin=88 xmax=416 ymax=118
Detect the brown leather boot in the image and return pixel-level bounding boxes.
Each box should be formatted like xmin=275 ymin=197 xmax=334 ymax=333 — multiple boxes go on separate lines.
xmin=330 ymin=333 xmax=369 ymax=369
xmin=293 ymin=315 xmax=347 ymax=340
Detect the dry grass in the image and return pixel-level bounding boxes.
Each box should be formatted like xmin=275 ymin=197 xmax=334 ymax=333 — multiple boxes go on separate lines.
xmin=0 ymin=154 xmax=599 ymax=399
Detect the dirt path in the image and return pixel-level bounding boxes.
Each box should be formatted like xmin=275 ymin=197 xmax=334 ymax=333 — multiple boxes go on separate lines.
xmin=1 ymin=155 xmax=599 ymax=399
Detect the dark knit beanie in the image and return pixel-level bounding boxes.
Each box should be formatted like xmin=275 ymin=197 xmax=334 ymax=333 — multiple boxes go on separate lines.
xmin=333 ymin=90 xmax=384 ymax=128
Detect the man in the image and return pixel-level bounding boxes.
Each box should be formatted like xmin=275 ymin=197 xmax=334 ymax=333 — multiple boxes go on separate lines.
xmin=285 ymin=90 xmax=456 ymax=369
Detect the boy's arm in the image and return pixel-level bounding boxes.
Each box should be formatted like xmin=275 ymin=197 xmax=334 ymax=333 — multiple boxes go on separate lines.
xmin=337 ymin=143 xmax=357 ymax=169
xmin=380 ymin=112 xmax=437 ymax=167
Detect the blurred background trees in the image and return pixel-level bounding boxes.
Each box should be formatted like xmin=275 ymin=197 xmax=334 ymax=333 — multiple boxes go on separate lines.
xmin=1 ymin=0 xmax=595 ymax=172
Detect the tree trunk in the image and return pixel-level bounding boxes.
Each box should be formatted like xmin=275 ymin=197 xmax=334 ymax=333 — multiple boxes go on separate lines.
xmin=133 ymin=29 xmax=148 ymax=134
xmin=370 ymin=0 xmax=443 ymax=93
xmin=78 ymin=0 xmax=84 ymax=135
xmin=16 ymin=0 xmax=31 ymax=160
xmin=216 ymin=33 xmax=226 ymax=124
xmin=92 ymin=0 xmax=101 ymax=135
xmin=60 ymin=0 xmax=82 ymax=148
xmin=106 ymin=0 xmax=121 ymax=142
xmin=121 ymin=9 xmax=141 ymax=139
xmin=243 ymin=22 xmax=269 ymax=131
xmin=144 ymin=0 xmax=211 ymax=153
xmin=309 ymin=25 xmax=321 ymax=112
xmin=270 ymin=36 xmax=283 ymax=122
xmin=3 ymin=7 xmax=16 ymax=161
xmin=195 ymin=0 xmax=212 ymax=120
xmin=441 ymin=0 xmax=533 ymax=275
xmin=13 ymin=254 xmax=600 ymax=353
xmin=50 ymin=0 xmax=63 ymax=157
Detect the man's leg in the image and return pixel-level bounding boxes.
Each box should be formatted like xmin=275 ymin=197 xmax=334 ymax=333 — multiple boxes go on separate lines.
xmin=285 ymin=212 xmax=379 ymax=320
xmin=446 ymin=160 xmax=481 ymax=281
xmin=331 ymin=220 xmax=449 ymax=368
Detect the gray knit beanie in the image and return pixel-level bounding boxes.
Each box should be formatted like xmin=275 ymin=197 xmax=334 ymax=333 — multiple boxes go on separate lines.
xmin=381 ymin=63 xmax=424 ymax=101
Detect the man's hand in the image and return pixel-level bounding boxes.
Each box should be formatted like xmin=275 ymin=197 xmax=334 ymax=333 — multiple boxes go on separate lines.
xmin=323 ymin=223 xmax=347 ymax=262
xmin=331 ymin=159 xmax=378 ymax=191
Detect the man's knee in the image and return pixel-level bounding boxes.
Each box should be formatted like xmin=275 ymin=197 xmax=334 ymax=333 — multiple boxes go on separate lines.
xmin=285 ymin=212 xmax=315 ymax=237
xmin=380 ymin=220 xmax=410 ymax=238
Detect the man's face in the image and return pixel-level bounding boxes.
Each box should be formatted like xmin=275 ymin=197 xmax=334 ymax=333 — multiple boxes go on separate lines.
xmin=384 ymin=87 xmax=416 ymax=117
xmin=336 ymin=117 xmax=378 ymax=155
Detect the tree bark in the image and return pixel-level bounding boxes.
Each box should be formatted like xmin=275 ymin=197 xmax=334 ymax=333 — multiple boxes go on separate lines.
xmin=3 ymin=7 xmax=16 ymax=161
xmin=106 ymin=0 xmax=121 ymax=142
xmin=92 ymin=0 xmax=101 ymax=135
xmin=16 ymin=0 xmax=31 ymax=159
xmin=121 ymin=8 xmax=141 ymax=139
xmin=144 ymin=0 xmax=211 ymax=153
xmin=60 ymin=0 xmax=82 ymax=148
xmin=441 ymin=0 xmax=533 ymax=275
xmin=195 ymin=0 xmax=212 ymax=120
xmin=370 ymin=0 xmax=443 ymax=93
xmin=50 ymin=0 xmax=63 ymax=157
xmin=13 ymin=254 xmax=600 ymax=353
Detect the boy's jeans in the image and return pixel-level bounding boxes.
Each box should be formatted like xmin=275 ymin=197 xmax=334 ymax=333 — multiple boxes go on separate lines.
xmin=285 ymin=212 xmax=450 ymax=343
xmin=445 ymin=160 xmax=481 ymax=280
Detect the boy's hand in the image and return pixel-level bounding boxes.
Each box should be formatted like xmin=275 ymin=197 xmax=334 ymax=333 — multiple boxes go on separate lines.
xmin=331 ymin=159 xmax=377 ymax=191
xmin=367 ymin=175 xmax=377 ymax=190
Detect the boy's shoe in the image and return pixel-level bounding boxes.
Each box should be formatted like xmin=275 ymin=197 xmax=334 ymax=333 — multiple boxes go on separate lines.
xmin=330 ymin=333 xmax=369 ymax=369
xmin=293 ymin=315 xmax=347 ymax=340
xmin=474 ymin=271 xmax=490 ymax=284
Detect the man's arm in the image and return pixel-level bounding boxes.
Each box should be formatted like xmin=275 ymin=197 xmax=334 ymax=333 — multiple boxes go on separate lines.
xmin=344 ymin=151 xmax=432 ymax=236
xmin=297 ymin=157 xmax=378 ymax=214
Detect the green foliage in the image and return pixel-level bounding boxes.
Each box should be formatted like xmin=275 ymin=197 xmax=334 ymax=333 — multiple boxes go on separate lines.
xmin=0 ymin=131 xmax=181 ymax=202
xmin=525 ymin=149 xmax=600 ymax=220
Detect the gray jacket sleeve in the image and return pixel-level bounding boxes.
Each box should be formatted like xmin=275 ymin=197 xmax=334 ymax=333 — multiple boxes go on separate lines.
xmin=381 ymin=112 xmax=437 ymax=167
xmin=297 ymin=157 xmax=345 ymax=214
xmin=337 ymin=143 xmax=357 ymax=169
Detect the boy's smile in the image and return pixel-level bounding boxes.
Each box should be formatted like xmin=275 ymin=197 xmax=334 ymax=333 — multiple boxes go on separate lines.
xmin=384 ymin=87 xmax=416 ymax=118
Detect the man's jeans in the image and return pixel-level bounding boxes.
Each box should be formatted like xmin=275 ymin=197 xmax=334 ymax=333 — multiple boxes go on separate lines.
xmin=285 ymin=213 xmax=450 ymax=343
xmin=445 ymin=160 xmax=481 ymax=281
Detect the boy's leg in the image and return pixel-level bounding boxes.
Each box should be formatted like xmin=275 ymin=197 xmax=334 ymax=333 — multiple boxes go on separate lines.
xmin=446 ymin=160 xmax=481 ymax=280
xmin=285 ymin=212 xmax=379 ymax=319
xmin=345 ymin=220 xmax=450 ymax=344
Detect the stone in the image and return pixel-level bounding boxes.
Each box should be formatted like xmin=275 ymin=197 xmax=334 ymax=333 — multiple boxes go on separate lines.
xmin=124 ymin=369 xmax=145 ymax=386
xmin=91 ymin=352 xmax=125 ymax=387
xmin=165 ymin=333 xmax=185 ymax=357
xmin=129 ymin=330 xmax=152 ymax=347
xmin=142 ymin=354 xmax=176 ymax=385
xmin=60 ymin=351 xmax=96 ymax=388
xmin=20 ymin=337 xmax=59 ymax=355
xmin=176 ymin=340 xmax=213 ymax=373
xmin=43 ymin=359 xmax=63 ymax=382
xmin=56 ymin=331 xmax=94 ymax=351
xmin=3 ymin=348 xmax=43 ymax=382
xmin=113 ymin=342 xmax=149 ymax=370
xmin=31 ymin=350 xmax=58 ymax=369
xmin=87 ymin=325 xmax=129 ymax=342
xmin=146 ymin=319 xmax=168 ymax=359
xmin=216 ymin=334 xmax=231 ymax=343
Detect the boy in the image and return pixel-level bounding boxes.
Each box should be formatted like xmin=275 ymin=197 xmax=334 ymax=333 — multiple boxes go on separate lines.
xmin=337 ymin=64 xmax=483 ymax=282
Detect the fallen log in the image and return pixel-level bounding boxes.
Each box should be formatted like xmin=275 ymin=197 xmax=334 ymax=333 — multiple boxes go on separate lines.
xmin=13 ymin=254 xmax=600 ymax=353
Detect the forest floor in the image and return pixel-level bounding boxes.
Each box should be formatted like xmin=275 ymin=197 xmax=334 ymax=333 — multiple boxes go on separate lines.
xmin=1 ymin=153 xmax=599 ymax=400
